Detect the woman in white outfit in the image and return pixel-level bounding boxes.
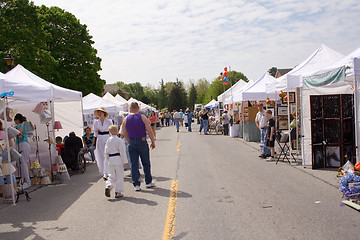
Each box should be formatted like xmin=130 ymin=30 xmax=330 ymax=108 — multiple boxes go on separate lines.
xmin=93 ymin=107 xmax=113 ymax=180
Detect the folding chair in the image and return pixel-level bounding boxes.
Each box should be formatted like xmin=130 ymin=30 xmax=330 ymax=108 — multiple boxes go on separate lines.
xmin=275 ymin=131 xmax=296 ymax=164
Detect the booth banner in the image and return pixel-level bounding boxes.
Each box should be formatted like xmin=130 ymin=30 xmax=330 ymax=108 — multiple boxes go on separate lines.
xmin=303 ymin=66 xmax=346 ymax=89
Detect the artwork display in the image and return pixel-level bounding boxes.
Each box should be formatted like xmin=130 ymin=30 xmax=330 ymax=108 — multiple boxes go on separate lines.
xmin=278 ymin=119 xmax=288 ymax=130
xmin=278 ymin=106 xmax=288 ymax=116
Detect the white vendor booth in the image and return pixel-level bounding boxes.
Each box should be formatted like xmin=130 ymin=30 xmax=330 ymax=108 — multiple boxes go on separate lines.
xmin=4 ymin=65 xmax=83 ymax=171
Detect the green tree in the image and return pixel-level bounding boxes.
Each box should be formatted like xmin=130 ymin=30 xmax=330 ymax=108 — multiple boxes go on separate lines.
xmin=168 ymin=79 xmax=187 ymax=111
xmin=195 ymin=78 xmax=210 ymax=104
xmin=0 ymin=0 xmax=54 ymax=77
xmin=122 ymin=82 xmax=145 ymax=100
xmin=268 ymin=67 xmax=277 ymax=77
xmin=188 ymin=82 xmax=197 ymax=111
xmin=157 ymin=79 xmax=167 ymax=110
xmin=38 ymin=5 xmax=105 ymax=95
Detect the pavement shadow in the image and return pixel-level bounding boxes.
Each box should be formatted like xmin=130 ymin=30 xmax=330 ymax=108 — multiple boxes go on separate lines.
xmin=0 ymin=164 xmax=101 ymax=224
xmin=142 ymin=187 xmax=192 ymax=198
xmin=0 ymin=223 xmax=50 ymax=240
xmin=124 ymin=175 xmax=172 ymax=183
xmin=109 ymin=196 xmax=158 ymax=206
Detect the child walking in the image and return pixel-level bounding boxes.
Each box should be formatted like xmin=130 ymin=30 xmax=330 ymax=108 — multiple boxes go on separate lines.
xmin=104 ymin=125 xmax=129 ymax=198
xmin=264 ymin=110 xmax=276 ymax=161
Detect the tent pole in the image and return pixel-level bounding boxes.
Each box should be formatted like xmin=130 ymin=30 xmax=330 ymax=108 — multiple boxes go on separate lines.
xmin=353 ymin=59 xmax=360 ymax=163
xmin=287 ymin=89 xmax=291 ymax=160
xmin=300 ymin=86 xmax=305 ymax=166
xmin=3 ymin=97 xmax=16 ymax=205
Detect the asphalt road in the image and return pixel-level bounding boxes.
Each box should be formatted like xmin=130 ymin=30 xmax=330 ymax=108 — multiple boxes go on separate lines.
xmin=0 ymin=124 xmax=359 ymax=240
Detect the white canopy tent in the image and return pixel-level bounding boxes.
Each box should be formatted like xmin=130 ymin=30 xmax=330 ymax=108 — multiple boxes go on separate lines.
xmin=204 ymin=99 xmax=218 ymax=109
xmin=233 ymin=73 xmax=277 ymax=102
xmin=217 ymin=79 xmax=247 ymax=104
xmin=127 ymin=97 xmax=156 ymax=112
xmin=82 ymin=93 xmax=123 ymax=128
xmin=266 ymin=44 xmax=345 ymax=93
xmin=115 ymin=94 xmax=127 ymax=103
xmin=3 ymin=65 xmax=83 ymax=172
xmin=102 ymin=92 xmax=126 ymax=111
xmin=298 ymin=48 xmax=360 ymax=165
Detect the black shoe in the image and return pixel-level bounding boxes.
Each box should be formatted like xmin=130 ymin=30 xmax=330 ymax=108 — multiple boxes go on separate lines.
xmin=105 ymin=188 xmax=111 ymax=197
xmin=115 ymin=192 xmax=124 ymax=198
xmin=259 ymin=154 xmax=265 ymax=158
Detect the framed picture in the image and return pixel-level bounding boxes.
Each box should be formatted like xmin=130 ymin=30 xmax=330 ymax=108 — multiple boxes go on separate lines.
xmin=282 ymin=92 xmax=295 ymax=104
xmin=278 ymin=106 xmax=288 ymax=116
xmin=278 ymin=119 xmax=288 ymax=130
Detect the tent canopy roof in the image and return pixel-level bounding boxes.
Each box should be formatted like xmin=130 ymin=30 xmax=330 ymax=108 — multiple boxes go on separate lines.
xmin=217 ymin=79 xmax=247 ymax=102
xmin=266 ymin=44 xmax=344 ymax=92
xmin=102 ymin=92 xmax=127 ymax=107
xmin=6 ymin=65 xmax=82 ymax=101
xmin=234 ymin=73 xmax=277 ymax=102
xmin=83 ymin=93 xmax=122 ymax=114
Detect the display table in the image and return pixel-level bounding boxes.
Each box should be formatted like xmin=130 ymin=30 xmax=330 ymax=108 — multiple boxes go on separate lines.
xmin=243 ymin=122 xmax=260 ymax=142
xmin=229 ymin=124 xmax=239 ymax=138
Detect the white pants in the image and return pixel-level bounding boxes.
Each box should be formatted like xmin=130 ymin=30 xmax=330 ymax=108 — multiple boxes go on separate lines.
xmin=18 ymin=142 xmax=31 ymax=184
xmin=96 ymin=136 xmax=109 ymax=175
xmin=106 ymin=164 xmax=124 ymax=193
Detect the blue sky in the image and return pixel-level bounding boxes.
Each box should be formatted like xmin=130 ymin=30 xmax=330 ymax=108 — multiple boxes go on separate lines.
xmin=32 ymin=0 xmax=360 ymax=87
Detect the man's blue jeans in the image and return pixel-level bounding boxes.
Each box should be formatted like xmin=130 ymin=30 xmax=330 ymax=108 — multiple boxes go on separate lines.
xmin=199 ymin=119 xmax=209 ymax=134
xmin=81 ymin=146 xmax=96 ymax=162
xmin=166 ymin=118 xmax=170 ymax=126
xmin=260 ymin=128 xmax=271 ymax=155
xmin=174 ymin=118 xmax=180 ymax=131
xmin=188 ymin=122 xmax=192 ymax=132
xmin=129 ymin=138 xmax=152 ymax=187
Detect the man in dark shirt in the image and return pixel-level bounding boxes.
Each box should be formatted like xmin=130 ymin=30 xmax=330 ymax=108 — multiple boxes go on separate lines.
xmin=63 ymin=132 xmax=83 ymax=170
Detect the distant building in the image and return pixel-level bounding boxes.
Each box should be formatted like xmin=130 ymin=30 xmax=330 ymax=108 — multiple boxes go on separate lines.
xmin=275 ymin=68 xmax=292 ymax=78
xmin=103 ymin=84 xmax=130 ymax=99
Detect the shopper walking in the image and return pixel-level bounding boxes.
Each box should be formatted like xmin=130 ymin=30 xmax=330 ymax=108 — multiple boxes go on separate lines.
xmin=173 ymin=110 xmax=181 ymax=132
xmin=222 ymin=110 xmax=230 ymax=136
xmin=199 ymin=109 xmax=209 ymax=135
xmin=165 ymin=110 xmax=170 ymax=127
xmin=149 ymin=111 xmax=157 ymax=139
xmin=93 ymin=107 xmax=113 ymax=180
xmin=255 ymin=103 xmax=271 ymax=158
xmin=122 ymin=102 xmax=156 ymax=191
xmin=185 ymin=109 xmax=193 ymax=132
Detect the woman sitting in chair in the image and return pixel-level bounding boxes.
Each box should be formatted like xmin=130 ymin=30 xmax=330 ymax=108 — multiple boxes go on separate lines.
xmin=81 ymin=127 xmax=96 ymax=163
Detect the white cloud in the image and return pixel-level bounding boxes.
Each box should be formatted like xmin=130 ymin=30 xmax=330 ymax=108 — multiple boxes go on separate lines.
xmin=32 ymin=0 xmax=360 ymax=86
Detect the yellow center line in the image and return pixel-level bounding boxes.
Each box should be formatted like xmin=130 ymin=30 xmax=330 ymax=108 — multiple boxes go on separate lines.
xmin=176 ymin=140 xmax=180 ymax=152
xmin=162 ymin=180 xmax=179 ymax=240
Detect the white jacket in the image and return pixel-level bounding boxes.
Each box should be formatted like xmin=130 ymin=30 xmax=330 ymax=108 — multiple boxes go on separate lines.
xmin=104 ymin=136 xmax=128 ymax=166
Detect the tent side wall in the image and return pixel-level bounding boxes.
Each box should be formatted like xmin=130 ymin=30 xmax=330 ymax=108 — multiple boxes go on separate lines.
xmin=302 ymin=84 xmax=353 ymax=166
xmin=54 ymin=101 xmax=83 ymax=138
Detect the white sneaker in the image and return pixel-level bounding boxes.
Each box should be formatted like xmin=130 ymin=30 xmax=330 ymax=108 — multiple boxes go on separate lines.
xmin=134 ymin=186 xmax=141 ymax=191
xmin=23 ymin=182 xmax=31 ymax=190
xmin=266 ymin=156 xmax=275 ymax=162
xmin=146 ymin=182 xmax=156 ymax=188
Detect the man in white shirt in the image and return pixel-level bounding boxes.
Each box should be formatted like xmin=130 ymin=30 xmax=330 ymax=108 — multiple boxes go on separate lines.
xmin=255 ymin=103 xmax=271 ymax=158
xmin=173 ymin=110 xmax=182 ymax=132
